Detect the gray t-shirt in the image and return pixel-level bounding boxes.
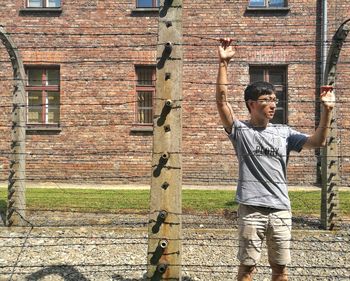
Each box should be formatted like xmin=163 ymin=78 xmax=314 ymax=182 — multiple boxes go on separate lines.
xmin=228 ymin=120 xmax=309 ymax=210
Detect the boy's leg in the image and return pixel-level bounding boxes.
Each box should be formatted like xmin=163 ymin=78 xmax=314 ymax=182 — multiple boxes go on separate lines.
xmin=237 ymin=264 xmax=256 ymax=281
xmin=267 ymin=210 xmax=292 ymax=281
xmin=237 ymin=204 xmax=268 ymax=280
xmin=270 ymin=263 xmax=288 ymax=281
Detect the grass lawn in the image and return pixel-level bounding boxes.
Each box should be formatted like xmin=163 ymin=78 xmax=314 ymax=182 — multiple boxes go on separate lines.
xmin=0 ymin=188 xmax=349 ymax=217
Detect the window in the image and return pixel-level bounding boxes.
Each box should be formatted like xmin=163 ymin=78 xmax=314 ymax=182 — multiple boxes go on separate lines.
xmin=249 ymin=66 xmax=287 ymax=124
xmin=249 ymin=0 xmax=287 ymax=8
xmin=136 ymin=0 xmax=159 ymax=8
xmin=26 ymin=67 xmax=60 ymax=126
xmin=135 ymin=66 xmax=155 ymax=125
xmin=27 ymin=0 xmax=61 ymax=8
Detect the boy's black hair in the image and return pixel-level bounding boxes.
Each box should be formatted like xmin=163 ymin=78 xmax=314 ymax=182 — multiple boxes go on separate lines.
xmin=244 ymin=81 xmax=275 ymax=112
xmin=244 ymin=81 xmax=275 ymax=102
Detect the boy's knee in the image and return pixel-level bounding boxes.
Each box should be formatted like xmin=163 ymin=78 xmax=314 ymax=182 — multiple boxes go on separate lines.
xmin=270 ymin=262 xmax=287 ymax=273
xmin=238 ymin=264 xmax=256 ymax=279
xmin=269 ymin=263 xmax=288 ymax=281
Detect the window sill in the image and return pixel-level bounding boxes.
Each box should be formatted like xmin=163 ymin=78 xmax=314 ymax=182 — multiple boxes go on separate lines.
xmin=26 ymin=125 xmax=62 ymax=134
xmin=131 ymin=8 xmax=159 ymax=13
xmin=130 ymin=125 xmax=153 ymax=133
xmin=246 ymin=7 xmax=290 ymax=12
xmin=19 ymin=7 xmax=62 ymax=14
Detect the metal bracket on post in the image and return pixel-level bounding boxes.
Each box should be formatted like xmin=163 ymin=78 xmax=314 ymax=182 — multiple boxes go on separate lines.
xmin=0 ymin=27 xmax=27 ymax=227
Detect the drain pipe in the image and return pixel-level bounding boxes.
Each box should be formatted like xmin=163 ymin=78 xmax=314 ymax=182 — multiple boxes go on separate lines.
xmin=321 ymin=0 xmax=328 ymax=84
xmin=317 ymin=0 xmax=328 ymax=186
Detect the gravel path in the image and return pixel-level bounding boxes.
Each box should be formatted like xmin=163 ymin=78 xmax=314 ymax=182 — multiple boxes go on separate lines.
xmin=0 ymin=212 xmax=349 ymax=281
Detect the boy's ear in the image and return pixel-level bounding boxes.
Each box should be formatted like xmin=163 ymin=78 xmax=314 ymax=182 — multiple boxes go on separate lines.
xmin=247 ymin=100 xmax=254 ymax=110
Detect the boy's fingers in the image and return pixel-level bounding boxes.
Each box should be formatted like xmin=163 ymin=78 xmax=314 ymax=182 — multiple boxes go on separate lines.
xmin=321 ymin=85 xmax=333 ymax=93
xmin=218 ymin=38 xmax=235 ymax=51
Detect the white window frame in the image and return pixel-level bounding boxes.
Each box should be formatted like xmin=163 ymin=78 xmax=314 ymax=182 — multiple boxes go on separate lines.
xmin=27 ymin=0 xmax=61 ymax=8
xmin=135 ymin=66 xmax=155 ymax=125
xmin=248 ymin=0 xmax=287 ymax=8
xmin=26 ymin=67 xmax=60 ymax=126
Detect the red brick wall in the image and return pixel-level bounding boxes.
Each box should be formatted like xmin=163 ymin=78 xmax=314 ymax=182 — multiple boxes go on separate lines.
xmin=0 ymin=0 xmax=349 ymax=187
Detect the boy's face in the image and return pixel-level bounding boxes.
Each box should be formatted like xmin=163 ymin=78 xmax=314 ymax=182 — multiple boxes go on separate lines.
xmin=249 ymin=93 xmax=277 ymax=120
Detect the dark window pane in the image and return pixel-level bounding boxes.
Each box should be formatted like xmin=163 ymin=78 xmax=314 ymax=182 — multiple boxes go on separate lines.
xmin=28 ymin=69 xmax=43 ymax=86
xmin=143 ymin=109 xmax=153 ymax=123
xmin=271 ymin=89 xmax=286 ymax=124
xmin=47 ymin=91 xmax=60 ymax=123
xmin=250 ymin=69 xmax=264 ymax=83
xmin=28 ymin=91 xmax=43 ymax=123
xmin=136 ymin=68 xmax=154 ymax=86
xmin=137 ymin=91 xmax=153 ymax=123
xmin=138 ymin=108 xmax=153 ymax=124
xmin=47 ymin=69 xmax=60 ymax=85
xmin=28 ymin=91 xmax=42 ymax=106
xmin=249 ymin=0 xmax=265 ymax=7
xmin=269 ymin=71 xmax=284 ymax=85
xmin=275 ymin=91 xmax=284 ymax=106
xmin=138 ymin=92 xmax=153 ymax=108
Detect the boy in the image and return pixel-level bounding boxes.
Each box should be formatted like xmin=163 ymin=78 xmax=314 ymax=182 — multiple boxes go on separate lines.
xmin=216 ymin=38 xmax=335 ymax=281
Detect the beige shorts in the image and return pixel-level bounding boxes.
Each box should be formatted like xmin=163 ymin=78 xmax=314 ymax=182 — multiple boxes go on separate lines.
xmin=237 ymin=204 xmax=292 ymax=266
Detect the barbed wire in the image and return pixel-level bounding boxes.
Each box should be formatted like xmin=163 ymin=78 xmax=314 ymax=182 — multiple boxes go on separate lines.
xmin=0 ymin=10 xmax=349 ymax=281
xmin=1 ymin=207 xmax=349 ymax=234
xmin=0 ymin=200 xmax=349 ymax=279
xmin=1 ymin=76 xmax=350 ymax=84
xmin=0 ymin=100 xmax=349 ymax=111
xmin=0 ymin=40 xmax=346 ymax=50
xmin=2 ymin=20 xmax=350 ymax=29
xmin=0 ymin=231 xmax=348 ymax=245
xmin=0 ymin=231 xmax=349 ymax=244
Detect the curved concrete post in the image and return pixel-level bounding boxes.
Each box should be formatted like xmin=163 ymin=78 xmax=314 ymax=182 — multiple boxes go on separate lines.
xmin=0 ymin=26 xmax=26 ymax=226
xmin=321 ymin=19 xmax=350 ymax=230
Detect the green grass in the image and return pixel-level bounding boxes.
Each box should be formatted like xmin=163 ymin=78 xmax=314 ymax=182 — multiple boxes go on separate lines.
xmin=0 ymin=188 xmax=349 ymax=216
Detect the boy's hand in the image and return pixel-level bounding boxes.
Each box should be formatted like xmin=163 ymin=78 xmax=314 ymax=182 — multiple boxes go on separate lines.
xmin=320 ymin=86 xmax=335 ymax=110
xmin=218 ymin=38 xmax=235 ymax=63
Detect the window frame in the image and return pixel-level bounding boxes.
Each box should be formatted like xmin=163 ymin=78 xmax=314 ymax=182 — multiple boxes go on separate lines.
xmin=26 ymin=0 xmax=61 ymax=8
xmin=134 ymin=66 xmax=156 ymax=127
xmin=20 ymin=0 xmax=62 ymax=14
xmin=132 ymin=0 xmax=159 ymax=13
xmin=249 ymin=65 xmax=288 ymax=124
xmin=26 ymin=66 xmax=61 ymax=128
xmin=247 ymin=0 xmax=289 ymax=11
xmin=248 ymin=0 xmax=287 ymax=8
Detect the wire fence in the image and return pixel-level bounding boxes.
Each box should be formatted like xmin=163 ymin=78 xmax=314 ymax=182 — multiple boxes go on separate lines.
xmin=0 ymin=8 xmax=350 ymax=280
xmin=0 ymin=212 xmax=349 ymax=280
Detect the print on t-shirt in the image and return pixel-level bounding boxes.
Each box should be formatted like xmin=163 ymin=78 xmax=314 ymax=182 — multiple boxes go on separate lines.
xmin=253 ymin=131 xmax=282 ymax=158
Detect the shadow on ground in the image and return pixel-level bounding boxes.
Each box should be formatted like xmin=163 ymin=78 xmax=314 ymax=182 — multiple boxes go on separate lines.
xmin=25 ymin=265 xmax=88 ymax=281
xmin=24 ymin=265 xmax=194 ymax=281
xmin=112 ymin=275 xmax=194 ymax=281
